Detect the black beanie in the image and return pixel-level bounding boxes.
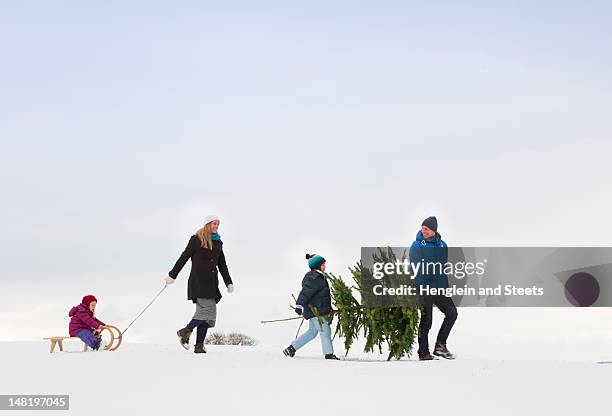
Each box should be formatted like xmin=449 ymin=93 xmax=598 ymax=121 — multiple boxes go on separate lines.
xmin=421 ymin=216 xmax=438 ymax=232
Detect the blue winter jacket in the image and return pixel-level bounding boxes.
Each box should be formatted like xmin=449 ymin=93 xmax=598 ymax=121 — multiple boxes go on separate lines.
xmin=409 ymin=230 xmax=449 ymax=289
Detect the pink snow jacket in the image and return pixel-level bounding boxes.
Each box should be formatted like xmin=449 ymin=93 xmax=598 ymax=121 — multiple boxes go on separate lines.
xmin=68 ymin=303 xmax=105 ymax=336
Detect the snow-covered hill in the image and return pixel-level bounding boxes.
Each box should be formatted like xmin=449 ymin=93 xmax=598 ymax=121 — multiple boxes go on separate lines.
xmin=1 ymin=340 xmax=610 ymax=415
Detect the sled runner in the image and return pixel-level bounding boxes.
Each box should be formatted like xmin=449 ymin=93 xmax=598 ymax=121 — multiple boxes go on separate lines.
xmin=43 ymin=336 xmax=88 ymax=353
xmin=44 ymin=325 xmax=123 ymax=353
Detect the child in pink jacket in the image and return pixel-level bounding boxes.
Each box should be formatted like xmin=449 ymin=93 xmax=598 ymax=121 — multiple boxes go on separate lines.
xmin=68 ymin=295 xmax=105 ymax=350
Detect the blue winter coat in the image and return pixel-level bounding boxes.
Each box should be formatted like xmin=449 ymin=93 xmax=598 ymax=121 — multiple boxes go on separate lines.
xmin=295 ymin=270 xmax=332 ymax=320
xmin=409 ymin=230 xmax=449 ymax=289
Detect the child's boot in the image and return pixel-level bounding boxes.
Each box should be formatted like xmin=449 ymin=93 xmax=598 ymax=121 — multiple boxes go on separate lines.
xmin=194 ymin=343 xmax=207 ymax=354
xmin=325 ymin=354 xmax=340 ymax=360
xmin=283 ymin=345 xmax=296 ymax=357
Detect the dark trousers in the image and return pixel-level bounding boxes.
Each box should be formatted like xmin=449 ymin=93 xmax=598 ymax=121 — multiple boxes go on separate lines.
xmin=417 ymin=295 xmax=458 ymax=355
xmin=185 ymin=319 xmax=210 ymax=344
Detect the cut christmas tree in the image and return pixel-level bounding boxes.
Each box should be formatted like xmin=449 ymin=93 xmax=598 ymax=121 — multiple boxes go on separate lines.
xmin=325 ymin=247 xmax=420 ymax=361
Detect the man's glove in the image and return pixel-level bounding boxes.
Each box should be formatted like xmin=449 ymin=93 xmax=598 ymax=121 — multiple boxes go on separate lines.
xmin=294 ymin=305 xmax=304 ymax=316
xmin=164 ymin=276 xmax=175 ymax=285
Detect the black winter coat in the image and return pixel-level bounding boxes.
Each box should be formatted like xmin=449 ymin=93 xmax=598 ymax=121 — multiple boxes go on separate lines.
xmin=169 ymin=235 xmax=233 ymax=303
xmin=296 ymin=270 xmax=332 ymax=320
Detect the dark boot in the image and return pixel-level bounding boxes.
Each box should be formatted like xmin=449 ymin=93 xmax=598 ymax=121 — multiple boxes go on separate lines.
xmin=194 ymin=343 xmax=207 ymax=354
xmin=283 ymin=345 xmax=296 ymax=357
xmin=433 ymin=345 xmax=455 ymax=360
xmin=177 ymin=328 xmax=192 ymax=350
xmin=418 ymin=352 xmax=437 ymax=361
xmin=325 ymin=354 xmax=340 ymax=360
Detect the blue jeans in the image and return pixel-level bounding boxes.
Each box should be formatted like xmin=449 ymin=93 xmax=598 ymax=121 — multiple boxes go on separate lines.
xmin=291 ymin=317 xmax=334 ymax=355
xmin=76 ymin=329 xmax=101 ymax=350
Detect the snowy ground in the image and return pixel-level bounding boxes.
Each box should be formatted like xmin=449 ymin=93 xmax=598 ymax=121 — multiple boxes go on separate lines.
xmin=1 ymin=336 xmax=610 ymax=416
xmin=3 ymin=284 xmax=612 ymax=415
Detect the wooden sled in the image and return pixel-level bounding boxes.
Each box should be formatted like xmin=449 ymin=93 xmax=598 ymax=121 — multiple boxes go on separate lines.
xmin=44 ymin=325 xmax=123 ymax=353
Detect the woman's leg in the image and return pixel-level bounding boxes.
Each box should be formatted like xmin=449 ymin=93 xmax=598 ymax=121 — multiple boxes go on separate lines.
xmin=317 ymin=318 xmax=334 ymax=355
xmin=291 ymin=318 xmax=319 ymax=351
xmin=184 ymin=319 xmax=202 ymax=332
xmin=195 ymin=321 xmax=210 ymax=344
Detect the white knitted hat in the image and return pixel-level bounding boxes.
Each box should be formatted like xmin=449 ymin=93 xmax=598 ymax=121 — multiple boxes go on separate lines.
xmin=203 ymin=214 xmax=220 ymax=225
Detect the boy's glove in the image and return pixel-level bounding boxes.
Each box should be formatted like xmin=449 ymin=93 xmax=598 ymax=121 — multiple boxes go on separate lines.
xmin=294 ymin=305 xmax=304 ymax=316
xmin=227 ymin=284 xmax=234 ymax=293
xmin=164 ymin=276 xmax=175 ymax=285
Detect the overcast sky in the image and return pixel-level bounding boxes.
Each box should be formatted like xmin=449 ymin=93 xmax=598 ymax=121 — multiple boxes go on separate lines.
xmin=1 ymin=1 xmax=611 ymax=344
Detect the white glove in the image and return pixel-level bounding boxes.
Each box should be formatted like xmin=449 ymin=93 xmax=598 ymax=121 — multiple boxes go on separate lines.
xmin=164 ymin=276 xmax=175 ymax=285
xmin=227 ymin=284 xmax=234 ymax=293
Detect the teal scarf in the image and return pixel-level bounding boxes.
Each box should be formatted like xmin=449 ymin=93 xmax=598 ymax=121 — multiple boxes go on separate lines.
xmin=211 ymin=232 xmax=221 ymax=241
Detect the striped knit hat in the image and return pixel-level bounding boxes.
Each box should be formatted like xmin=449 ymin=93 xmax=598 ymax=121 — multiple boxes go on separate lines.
xmin=306 ymin=253 xmax=325 ymax=270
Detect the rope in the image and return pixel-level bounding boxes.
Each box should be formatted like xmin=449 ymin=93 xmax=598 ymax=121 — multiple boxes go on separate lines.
xmin=121 ymin=284 xmax=168 ymax=336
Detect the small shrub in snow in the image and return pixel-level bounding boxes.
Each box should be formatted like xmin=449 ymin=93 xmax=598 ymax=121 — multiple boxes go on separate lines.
xmin=204 ymin=332 xmax=257 ymax=346
xmin=204 ymin=332 xmax=226 ymax=345
xmin=226 ymin=332 xmax=257 ymax=346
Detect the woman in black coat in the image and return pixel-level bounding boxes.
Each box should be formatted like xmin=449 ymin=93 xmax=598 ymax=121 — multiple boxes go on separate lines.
xmin=164 ymin=215 xmax=234 ymax=353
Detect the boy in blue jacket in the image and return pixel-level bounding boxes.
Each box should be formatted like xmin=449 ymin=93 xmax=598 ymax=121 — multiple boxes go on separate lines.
xmin=283 ymin=254 xmax=339 ymax=360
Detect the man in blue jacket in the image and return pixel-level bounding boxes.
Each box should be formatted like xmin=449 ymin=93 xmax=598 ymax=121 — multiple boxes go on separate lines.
xmin=409 ymin=216 xmax=457 ymax=360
